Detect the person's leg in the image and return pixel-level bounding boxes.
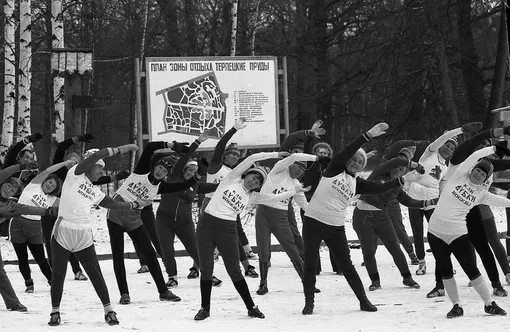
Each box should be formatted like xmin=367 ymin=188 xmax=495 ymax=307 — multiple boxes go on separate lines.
xmin=388 ymin=200 xmax=415 ymax=258
xmin=27 ymin=243 xmax=52 ymax=283
xmin=107 ymin=220 xmax=129 ymax=297
xmin=0 ymin=245 xmax=23 ymax=310
xmin=408 ymin=208 xmax=425 ymax=260
xmin=196 ymin=213 xmax=216 ymax=312
xmin=50 ymin=238 xmax=71 ymax=312
xmin=483 ymin=215 xmax=510 ymax=275
xmin=301 ymin=216 xmax=325 ymax=314
xmin=40 ymin=215 xmax=56 ymax=267
xmin=352 ymin=208 xmax=379 ymax=288
xmin=141 ymin=204 xmax=162 ymax=257
xmin=12 ymin=242 xmax=32 ymax=285
xmin=69 ymin=253 xmax=85 ymax=277
xmin=175 ymin=221 xmax=200 ymax=273
xmin=271 ymin=209 xmax=304 ymax=279
xmin=255 ymin=206 xmax=273 ymax=291
xmin=287 ymin=200 xmax=305 ymax=260
xmin=155 ymin=217 xmax=177 ymax=279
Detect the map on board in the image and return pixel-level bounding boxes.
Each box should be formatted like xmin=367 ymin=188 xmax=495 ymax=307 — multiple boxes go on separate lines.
xmin=156 ymin=72 xmax=228 ymax=138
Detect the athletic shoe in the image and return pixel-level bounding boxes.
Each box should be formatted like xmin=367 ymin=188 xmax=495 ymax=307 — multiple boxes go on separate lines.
xmin=302 ymin=300 xmax=314 ymax=315
xmin=48 ymin=312 xmax=61 ymax=326
xmin=246 ymin=251 xmax=258 ymax=260
xmin=256 ymin=284 xmax=268 ymax=295
xmin=25 ymin=279 xmax=34 ymax=293
xmin=416 ymin=260 xmax=426 ymax=275
xmin=194 ymin=307 xmax=210 ymax=321
xmin=212 ymin=276 xmax=223 ymax=287
xmin=166 ymin=277 xmax=178 ymax=288
xmin=446 ymin=304 xmax=463 ymax=318
xmin=248 ymin=306 xmax=265 ymax=318
xmin=484 ymin=301 xmax=507 ymax=315
xmin=403 ymin=277 xmax=420 ymax=289
xmin=409 ymin=253 xmax=420 ymax=265
xmin=104 ymin=311 xmax=119 ymax=325
xmin=119 ymin=293 xmax=131 ymax=305
xmin=314 ymin=287 xmax=321 ymax=293
xmin=137 ymin=265 xmax=149 ymax=274
xmin=245 ymin=265 xmax=259 ymax=278
xmin=74 ymin=271 xmax=88 ymax=280
xmin=9 ymin=303 xmax=27 ymax=312
xmin=187 ymin=267 xmax=199 ymax=279
xmin=493 ymin=286 xmax=508 ymax=297
xmin=160 ymin=290 xmax=181 ymax=302
xmin=369 ymin=280 xmax=381 ymax=291
xmin=426 ymin=286 xmax=445 ymax=298
xmin=360 ymin=300 xmax=377 ymax=312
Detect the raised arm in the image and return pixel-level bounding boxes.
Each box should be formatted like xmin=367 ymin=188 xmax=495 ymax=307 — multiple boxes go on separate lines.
xmin=228 ymin=152 xmax=279 ymax=181
xmin=449 ymin=129 xmax=500 ymax=166
xmin=355 ymin=177 xmax=403 ymax=195
xmin=208 ymin=126 xmax=240 ymax=175
xmin=0 ymin=165 xmax=21 ymax=184
xmin=324 ymin=135 xmax=367 ymax=177
xmin=31 ymin=161 xmax=73 ymax=185
xmin=369 ymin=157 xmax=412 ymax=179
xmin=75 ymin=144 xmax=138 ymax=175
xmin=271 ymin=153 xmax=318 ymax=175
xmin=456 ymin=146 xmax=496 ymax=175
xmin=383 ymin=140 xmax=429 ymax=161
xmin=0 ymin=200 xmax=55 ymax=218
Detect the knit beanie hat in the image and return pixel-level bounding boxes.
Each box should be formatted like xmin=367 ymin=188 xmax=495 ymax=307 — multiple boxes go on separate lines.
xmin=445 ymin=136 xmax=459 ymax=148
xmin=243 ymin=166 xmax=268 ymax=187
xmin=290 ymin=140 xmax=305 ymax=152
xmin=398 ymin=146 xmax=416 ymax=160
xmin=224 ymin=143 xmax=240 ymax=157
xmin=293 ymin=160 xmax=307 ymax=169
xmin=154 ymin=156 xmax=175 ymax=174
xmin=353 ymin=148 xmax=367 ymax=170
xmin=473 ymin=159 xmax=493 ymax=179
xmin=312 ymin=142 xmax=333 ymax=157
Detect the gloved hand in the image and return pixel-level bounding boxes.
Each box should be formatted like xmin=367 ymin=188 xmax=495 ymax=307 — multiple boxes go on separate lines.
xmin=308 ymin=120 xmax=326 ymax=138
xmin=278 ymin=151 xmax=291 ymax=159
xmin=461 ymin=122 xmax=483 ymax=134
xmin=494 ymin=143 xmax=510 ymax=159
xmin=366 ymin=123 xmax=389 ymax=138
xmin=117 ymin=144 xmax=139 ymax=154
xmin=78 ymin=133 xmax=94 ymax=143
xmin=27 ymin=132 xmax=43 ymax=143
xmin=317 ymin=156 xmax=331 ymax=165
xmin=234 ymin=117 xmax=247 ymax=130
xmin=197 ymin=157 xmax=210 ymax=177
xmin=45 ymin=207 xmax=59 ymax=217
xmin=20 ymin=161 xmax=39 ymax=171
xmin=410 ymin=161 xmax=425 ymax=174
xmin=115 ymin=170 xmax=130 ymax=181
xmin=171 ymin=141 xmax=190 ymax=156
xmin=424 ymin=198 xmax=439 ymax=208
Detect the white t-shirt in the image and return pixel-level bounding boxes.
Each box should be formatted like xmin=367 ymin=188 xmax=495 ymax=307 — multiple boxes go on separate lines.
xmin=429 ymin=147 xmax=510 ymax=240
xmin=57 ymin=165 xmax=106 ymax=227
xmin=259 ymin=153 xmax=316 ymax=211
xmin=205 ymin=152 xmax=297 ymax=221
xmin=115 ymin=172 xmax=160 ymax=202
xmin=18 ymin=182 xmax=57 ymax=220
xmin=305 ymin=171 xmax=357 ymax=227
xmin=205 ymin=165 xmax=231 ymax=199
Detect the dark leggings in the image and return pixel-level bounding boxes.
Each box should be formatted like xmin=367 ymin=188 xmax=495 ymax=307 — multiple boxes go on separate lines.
xmin=135 ymin=205 xmax=162 ymax=266
xmin=41 ymin=215 xmax=82 ymax=274
xmin=12 ymin=242 xmax=52 ymax=282
xmin=237 ymin=215 xmax=249 ymax=247
xmin=479 ymin=205 xmax=510 ymax=275
xmin=466 ymin=206 xmax=502 ymax=287
xmin=387 ymin=200 xmax=414 ymax=255
xmin=107 ymin=220 xmax=167 ymax=295
xmin=197 ymin=212 xmax=255 ymax=310
xmin=50 ymin=238 xmax=111 ymax=308
xmin=303 ymin=216 xmax=366 ymax=302
xmin=428 ymin=233 xmax=481 ymax=280
xmin=408 ymin=208 xmax=434 ymax=260
xmin=506 ymin=191 xmax=510 ymax=256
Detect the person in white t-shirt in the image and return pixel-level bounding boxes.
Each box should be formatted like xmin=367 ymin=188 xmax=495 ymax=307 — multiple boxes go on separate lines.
xmin=10 ymin=160 xmax=73 ymax=293
xmin=194 ymin=150 xmax=310 ymax=321
xmin=428 ymin=146 xmax=510 ymax=318
xmin=48 ymin=144 xmax=151 ymax=327
xmin=255 ymin=152 xmax=327 ymax=296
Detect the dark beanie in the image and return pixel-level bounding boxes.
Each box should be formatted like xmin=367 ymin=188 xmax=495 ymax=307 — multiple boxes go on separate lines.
xmin=473 ymin=159 xmax=493 ymax=178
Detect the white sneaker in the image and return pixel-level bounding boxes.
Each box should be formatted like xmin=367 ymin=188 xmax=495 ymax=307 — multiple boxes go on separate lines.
xmin=416 ymin=260 xmax=426 ymax=275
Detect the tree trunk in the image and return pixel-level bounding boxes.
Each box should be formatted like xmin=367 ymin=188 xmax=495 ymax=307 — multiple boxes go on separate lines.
xmin=230 ymin=0 xmax=238 ymax=56
xmin=437 ymin=37 xmax=459 ymax=127
xmin=52 ymin=0 xmax=66 ymax=142
xmin=483 ymin=3 xmax=509 ymax=129
xmin=250 ymin=0 xmax=262 ymax=56
xmin=2 ymin=0 xmax=16 ymax=159
xmin=18 ymin=0 xmax=32 ymax=140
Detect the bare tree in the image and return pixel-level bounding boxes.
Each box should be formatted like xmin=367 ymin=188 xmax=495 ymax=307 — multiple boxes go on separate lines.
xmin=18 ymin=0 xmax=33 ymax=139
xmin=52 ymin=0 xmax=66 ymax=142
xmin=2 ymin=0 xmax=17 ymax=158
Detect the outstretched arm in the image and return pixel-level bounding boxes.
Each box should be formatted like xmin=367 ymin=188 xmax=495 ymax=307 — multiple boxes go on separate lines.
xmin=75 ymin=144 xmax=138 ymax=175
xmin=355 ymin=177 xmax=403 ymax=195
xmin=208 ymin=127 xmax=239 ymax=174
xmin=31 ymin=161 xmax=73 ymax=185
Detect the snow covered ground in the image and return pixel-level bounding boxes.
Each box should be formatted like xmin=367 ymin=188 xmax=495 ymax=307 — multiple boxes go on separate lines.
xmin=1 ymin=204 xmax=509 ymax=331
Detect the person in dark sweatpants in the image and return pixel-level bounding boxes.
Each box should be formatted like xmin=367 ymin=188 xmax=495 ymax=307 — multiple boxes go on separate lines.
xmin=353 ymin=154 xmax=433 ymax=291
xmin=133 ymin=204 xmax=163 ymax=273
xmin=301 ymin=123 xmax=408 ymax=316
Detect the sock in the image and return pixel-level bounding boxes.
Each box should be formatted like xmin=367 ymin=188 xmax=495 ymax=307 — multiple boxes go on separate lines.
xmin=471 ymin=276 xmax=492 ymax=305
xmin=103 ymin=304 xmax=113 ymax=314
xmin=233 ymin=279 xmax=255 ymax=310
xmin=52 ymin=307 xmax=59 ymax=314
xmin=443 ymin=278 xmax=460 ymax=305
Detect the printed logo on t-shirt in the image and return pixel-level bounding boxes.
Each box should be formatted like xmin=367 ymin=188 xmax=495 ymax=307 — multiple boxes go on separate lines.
xmin=331 ymin=178 xmax=354 ymax=201
xmin=272 ymin=187 xmax=291 ymax=205
xmin=221 ymin=189 xmax=246 ymax=213
xmin=429 ymin=166 xmax=442 ymax=180
xmin=452 ymin=184 xmax=476 ymax=207
xmin=30 ymin=194 xmax=49 ymax=208
xmin=213 ymin=176 xmax=225 ymax=184
xmin=78 ymin=182 xmax=98 ymax=200
xmin=126 ymin=181 xmax=151 ymax=200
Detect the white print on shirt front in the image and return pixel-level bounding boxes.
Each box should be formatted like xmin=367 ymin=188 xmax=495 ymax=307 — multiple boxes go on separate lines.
xmin=77 ymin=182 xmax=100 ymax=200
xmin=451 ymin=184 xmax=476 ymax=207
xmin=126 ymin=181 xmax=151 ymax=200
xmin=221 ymin=189 xmax=246 ymax=213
